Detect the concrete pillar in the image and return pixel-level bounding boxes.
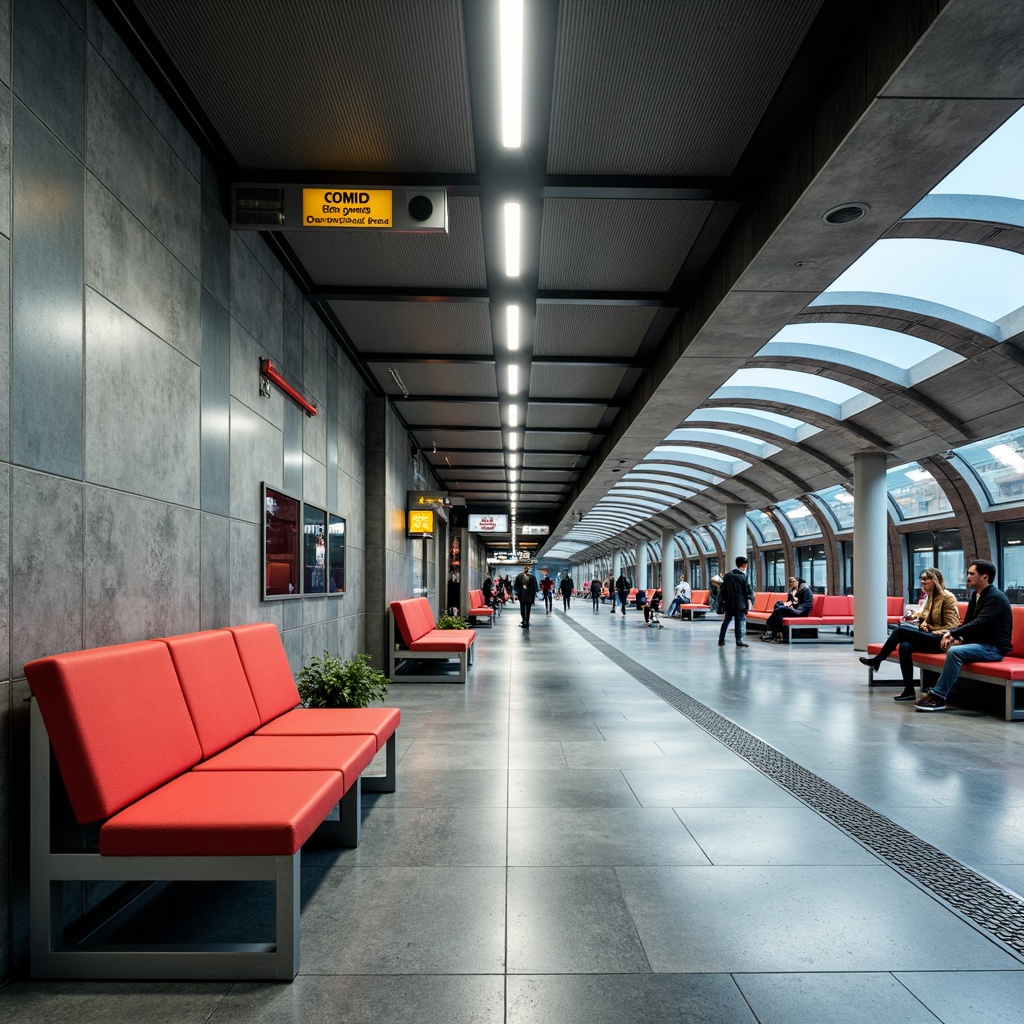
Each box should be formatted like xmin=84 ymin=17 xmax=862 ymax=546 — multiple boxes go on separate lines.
xmin=853 ymin=452 xmax=888 ymax=650
xmin=636 ymin=540 xmax=648 ymax=589
xmin=613 ymin=550 xmax=621 ymax=580
xmin=725 ymin=503 xmax=747 ymax=570
xmin=661 ymin=529 xmax=675 ymax=596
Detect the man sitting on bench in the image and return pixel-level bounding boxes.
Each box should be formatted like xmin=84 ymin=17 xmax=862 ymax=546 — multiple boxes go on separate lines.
xmin=915 ymin=559 xmax=1013 ymax=712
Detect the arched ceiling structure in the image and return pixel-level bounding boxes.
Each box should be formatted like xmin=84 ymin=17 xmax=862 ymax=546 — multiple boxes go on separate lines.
xmin=100 ymin=0 xmax=1024 ymax=561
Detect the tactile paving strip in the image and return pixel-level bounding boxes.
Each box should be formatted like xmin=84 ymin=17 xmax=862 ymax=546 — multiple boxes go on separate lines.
xmin=563 ymin=615 xmax=1024 ymax=959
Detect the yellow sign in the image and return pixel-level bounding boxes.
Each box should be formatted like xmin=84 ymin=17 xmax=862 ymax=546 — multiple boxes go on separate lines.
xmin=407 ymin=510 xmax=435 ymax=536
xmin=302 ymin=188 xmax=393 ymax=228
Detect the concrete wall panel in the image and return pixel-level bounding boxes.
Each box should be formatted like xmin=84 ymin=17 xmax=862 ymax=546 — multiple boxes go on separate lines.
xmin=200 ymin=511 xmax=230 ymax=629
xmin=85 ymin=174 xmax=201 ymax=363
xmin=84 ymin=291 xmax=200 ymax=507
xmin=83 ymin=485 xmax=200 ymax=648
xmin=0 ymin=465 xmax=9 ymax=683
xmin=229 ymin=397 xmax=283 ymax=524
xmin=200 ymin=289 xmax=230 ymax=516
xmin=11 ymin=469 xmax=83 ymax=671
xmin=229 ymin=232 xmax=282 ymax=358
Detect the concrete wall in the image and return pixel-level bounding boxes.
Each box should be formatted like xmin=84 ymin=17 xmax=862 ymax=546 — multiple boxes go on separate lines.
xmin=0 ymin=0 xmax=369 ymax=977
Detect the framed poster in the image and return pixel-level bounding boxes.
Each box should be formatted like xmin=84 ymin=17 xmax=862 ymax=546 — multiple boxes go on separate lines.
xmin=328 ymin=513 xmax=346 ymax=594
xmin=303 ymin=503 xmax=327 ymax=595
xmin=263 ymin=485 xmax=300 ymax=599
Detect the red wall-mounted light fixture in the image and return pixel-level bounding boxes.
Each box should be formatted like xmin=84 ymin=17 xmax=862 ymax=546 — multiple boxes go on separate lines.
xmin=259 ymin=358 xmax=318 ymax=416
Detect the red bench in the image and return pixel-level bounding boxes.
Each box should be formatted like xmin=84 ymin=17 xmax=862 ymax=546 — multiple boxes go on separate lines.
xmin=674 ymin=589 xmax=711 ymax=620
xmin=746 ymin=593 xmax=857 ymax=643
xmin=865 ymin=604 xmax=1024 ymax=721
xmin=389 ymin=597 xmax=477 ymax=683
xmin=467 ymin=588 xmax=495 ymax=627
xmin=24 ymin=623 xmax=400 ymax=980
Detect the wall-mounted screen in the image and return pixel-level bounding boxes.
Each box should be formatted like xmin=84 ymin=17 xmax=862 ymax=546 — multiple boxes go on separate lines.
xmin=469 ymin=513 xmax=508 ymax=533
xmin=264 ymin=485 xmax=300 ymax=598
xmin=303 ymin=503 xmax=327 ymax=595
xmin=328 ymin=513 xmax=345 ymax=594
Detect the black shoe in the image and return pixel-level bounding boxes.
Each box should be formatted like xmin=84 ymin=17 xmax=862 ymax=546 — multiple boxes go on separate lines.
xmin=736 ymin=642 xmax=749 ymax=648
xmin=894 ymin=690 xmax=916 ymax=702
xmin=760 ymin=633 xmax=774 ymax=642
xmin=858 ymin=656 xmax=880 ymax=670
xmin=718 ymin=640 xmax=726 ymax=647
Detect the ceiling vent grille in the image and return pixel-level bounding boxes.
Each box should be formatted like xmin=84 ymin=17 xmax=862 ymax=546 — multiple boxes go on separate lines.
xmin=234 ymin=186 xmax=285 ymax=226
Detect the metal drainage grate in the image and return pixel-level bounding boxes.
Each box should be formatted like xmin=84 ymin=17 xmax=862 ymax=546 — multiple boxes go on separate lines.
xmin=562 ymin=615 xmax=1024 ymax=959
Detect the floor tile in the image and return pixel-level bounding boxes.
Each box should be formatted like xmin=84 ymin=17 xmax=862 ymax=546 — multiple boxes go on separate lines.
xmin=894 ymin=970 xmax=1024 ymax=1023
xmin=622 ymin=767 xmax=804 ymax=808
xmin=507 ymin=866 xmax=651 ymax=974
xmin=508 ymin=769 xmax=640 ymax=807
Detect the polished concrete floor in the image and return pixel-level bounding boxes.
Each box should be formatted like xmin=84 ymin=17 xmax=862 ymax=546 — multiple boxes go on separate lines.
xmin=5 ymin=600 xmax=1024 ymax=1022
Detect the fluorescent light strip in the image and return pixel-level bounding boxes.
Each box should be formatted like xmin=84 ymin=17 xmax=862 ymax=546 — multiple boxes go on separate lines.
xmin=507 ymin=364 xmax=519 ymax=393
xmin=509 ymin=431 xmax=519 ymax=449
xmin=506 ymin=304 xmax=519 ymax=350
xmin=509 ymin=469 xmax=518 ymax=482
xmin=508 ymin=404 xmax=519 ymax=427
xmin=500 ymin=0 xmax=523 ymax=147
xmin=509 ymin=452 xmax=518 ymax=468
xmin=504 ymin=202 xmax=521 ymax=277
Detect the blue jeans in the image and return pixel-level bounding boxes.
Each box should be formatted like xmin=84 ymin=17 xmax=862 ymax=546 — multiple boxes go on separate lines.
xmin=667 ymin=597 xmax=683 ymax=616
xmin=930 ymin=643 xmax=1003 ymax=699
xmin=719 ymin=612 xmax=746 ymax=643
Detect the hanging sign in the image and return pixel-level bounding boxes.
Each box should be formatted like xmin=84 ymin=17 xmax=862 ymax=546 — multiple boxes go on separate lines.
xmin=302 ymin=188 xmax=394 ymax=228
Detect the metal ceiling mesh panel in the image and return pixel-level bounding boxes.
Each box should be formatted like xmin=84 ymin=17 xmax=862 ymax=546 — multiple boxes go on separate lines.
xmin=403 ymin=402 xmax=500 ymax=428
xmin=530 ymin=364 xmax=626 ymax=401
xmin=433 ymin=450 xmax=506 ymax=467
xmin=286 ymin=197 xmax=485 ymax=289
xmin=526 ymin=431 xmax=593 ymax=452
xmin=329 ymin=301 xmax=493 ymax=355
xmin=526 ymin=404 xmax=607 ymax=430
xmin=539 ymin=199 xmax=712 ymax=291
xmin=134 ymin=0 xmax=475 ymax=172
xmin=368 ymin=362 xmax=495 ymax=397
xmin=414 ymin=429 xmax=501 ymax=449
xmin=524 ymin=453 xmax=588 ymax=469
xmin=535 ymin=304 xmax=658 ymax=358
xmin=547 ymin=0 xmax=823 ymax=175
xmin=436 ymin=469 xmax=506 ymax=482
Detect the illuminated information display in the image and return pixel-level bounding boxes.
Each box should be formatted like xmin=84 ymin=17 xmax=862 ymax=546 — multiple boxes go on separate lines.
xmin=302 ymin=188 xmax=394 ymax=228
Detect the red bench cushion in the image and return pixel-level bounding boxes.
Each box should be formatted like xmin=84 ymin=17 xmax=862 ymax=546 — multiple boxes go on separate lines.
xmin=257 ymin=706 xmax=401 ymax=750
xmin=25 ymin=642 xmax=201 ymax=824
xmin=408 ymin=629 xmax=476 ymax=652
xmin=194 ymin=734 xmax=377 ymax=788
xmin=159 ymin=630 xmax=261 ymax=759
xmin=99 ymin=769 xmax=345 ymax=856
xmin=391 ymin=598 xmax=437 ymax=645
xmin=228 ymin=623 xmax=301 ymax=725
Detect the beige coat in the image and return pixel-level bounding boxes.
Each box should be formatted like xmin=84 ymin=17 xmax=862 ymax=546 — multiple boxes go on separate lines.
xmin=916 ymin=589 xmax=960 ymax=632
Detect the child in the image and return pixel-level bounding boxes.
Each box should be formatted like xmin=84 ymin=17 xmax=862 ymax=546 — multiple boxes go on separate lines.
xmin=647 ymin=590 xmax=664 ymax=628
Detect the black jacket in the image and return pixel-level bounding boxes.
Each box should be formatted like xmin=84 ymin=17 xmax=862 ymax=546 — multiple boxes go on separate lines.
xmin=514 ymin=571 xmax=538 ymax=603
xmin=719 ymin=568 xmax=754 ymax=614
xmin=951 ymin=584 xmax=1013 ymax=653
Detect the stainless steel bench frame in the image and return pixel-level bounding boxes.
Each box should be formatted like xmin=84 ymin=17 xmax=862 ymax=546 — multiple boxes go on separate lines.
xmin=387 ymin=610 xmax=474 ymax=683
xmin=29 ymin=699 xmax=361 ymax=980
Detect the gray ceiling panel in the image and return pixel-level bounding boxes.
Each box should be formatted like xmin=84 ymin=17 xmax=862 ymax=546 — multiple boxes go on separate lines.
xmin=368 ymin=362 xmax=496 ymax=397
xmin=404 ymin=403 xmax=500 ymax=429
xmin=538 ymin=199 xmax=712 ymax=291
xmin=416 ymin=429 xmax=502 ymax=450
xmin=548 ymin=0 xmax=823 ymax=175
xmin=535 ymin=304 xmax=658 ymax=358
xmin=525 ymin=404 xmax=607 ymax=430
xmin=284 ymin=197 xmax=486 ymax=289
xmin=526 ymin=431 xmax=594 ymax=452
xmin=329 ymin=301 xmax=493 ymax=355
xmin=525 ymin=453 xmax=589 ymax=470
xmin=135 ymin=0 xmax=475 ymax=172
xmin=529 ymin=364 xmax=626 ymax=401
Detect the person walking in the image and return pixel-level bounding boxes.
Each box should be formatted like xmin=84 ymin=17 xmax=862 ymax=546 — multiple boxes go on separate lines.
xmin=540 ymin=571 xmax=555 ymax=614
xmin=559 ymin=573 xmax=574 ymax=611
xmin=514 ymin=565 xmax=539 ymax=628
xmin=605 ymin=574 xmax=616 ymax=613
xmin=589 ymin=577 xmax=601 ymax=610
xmin=718 ymin=556 xmax=754 ymax=648
xmin=615 ymin=572 xmax=631 ymax=618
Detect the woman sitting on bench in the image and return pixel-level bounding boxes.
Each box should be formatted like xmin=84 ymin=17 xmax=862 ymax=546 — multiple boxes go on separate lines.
xmin=858 ymin=566 xmax=961 ymax=702
xmin=760 ymin=576 xmax=813 ymax=642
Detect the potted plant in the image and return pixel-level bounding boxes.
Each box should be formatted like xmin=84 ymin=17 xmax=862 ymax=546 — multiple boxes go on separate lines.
xmin=297 ymin=651 xmax=389 ymax=708
xmin=436 ymin=612 xmax=469 ymax=630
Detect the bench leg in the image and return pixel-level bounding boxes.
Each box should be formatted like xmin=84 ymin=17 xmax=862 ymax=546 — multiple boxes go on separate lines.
xmin=362 ymin=732 xmax=397 ymax=793
xmin=316 ymin=779 xmax=362 ymax=847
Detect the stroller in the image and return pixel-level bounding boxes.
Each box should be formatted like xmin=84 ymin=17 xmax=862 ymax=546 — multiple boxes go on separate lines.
xmin=647 ymin=590 xmax=664 ymax=628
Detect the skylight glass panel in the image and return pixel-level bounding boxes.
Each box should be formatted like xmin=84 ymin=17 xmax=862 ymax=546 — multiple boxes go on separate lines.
xmin=663 ymin=428 xmax=782 ymax=458
xmin=758 ymin=322 xmax=962 ymax=386
xmin=931 ymin=106 xmax=1024 ymax=202
xmin=776 ymin=498 xmax=821 ymax=538
xmin=814 ymin=484 xmax=855 ymax=530
xmin=686 ymin=406 xmax=821 ymax=442
xmin=713 ymin=368 xmax=878 ymax=420
xmin=822 ymin=239 xmax=1024 ymax=324
xmin=648 ymin=446 xmax=750 ymax=475
xmin=635 ymin=463 xmax=723 ymax=486
xmin=747 ymin=509 xmax=780 ymax=543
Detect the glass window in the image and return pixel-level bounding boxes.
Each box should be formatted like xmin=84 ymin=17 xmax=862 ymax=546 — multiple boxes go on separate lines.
xmin=690 ymin=560 xmax=703 ymax=588
xmin=908 ymin=529 xmax=965 ymax=601
xmin=712 ymin=367 xmax=879 ymax=420
xmin=707 ymin=557 xmax=720 ymax=579
xmin=955 ymin=428 xmax=1024 ymax=506
xmin=796 ymin=544 xmax=827 ymax=592
xmin=748 ymin=509 xmax=779 ymax=543
xmin=692 ymin=527 xmax=716 ymax=553
xmin=887 ymin=463 xmax=953 ymax=520
xmin=303 ymin=504 xmax=327 ymax=595
xmin=815 ymin=484 xmax=855 ymax=530
xmin=777 ymin=498 xmax=821 ymax=538
xmin=999 ymin=520 xmax=1024 ymax=605
xmin=678 ymin=532 xmax=697 ymax=557
xmin=763 ymin=550 xmax=787 ymax=590
xmin=839 ymin=540 xmax=853 ymax=594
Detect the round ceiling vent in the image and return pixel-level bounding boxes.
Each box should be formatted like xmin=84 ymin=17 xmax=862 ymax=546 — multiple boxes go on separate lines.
xmin=823 ymin=202 xmax=869 ymax=225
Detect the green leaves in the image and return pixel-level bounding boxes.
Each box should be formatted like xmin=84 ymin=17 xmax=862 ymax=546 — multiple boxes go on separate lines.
xmin=297 ymin=651 xmax=390 ymax=708
xmin=436 ymin=613 xmax=469 ymax=630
